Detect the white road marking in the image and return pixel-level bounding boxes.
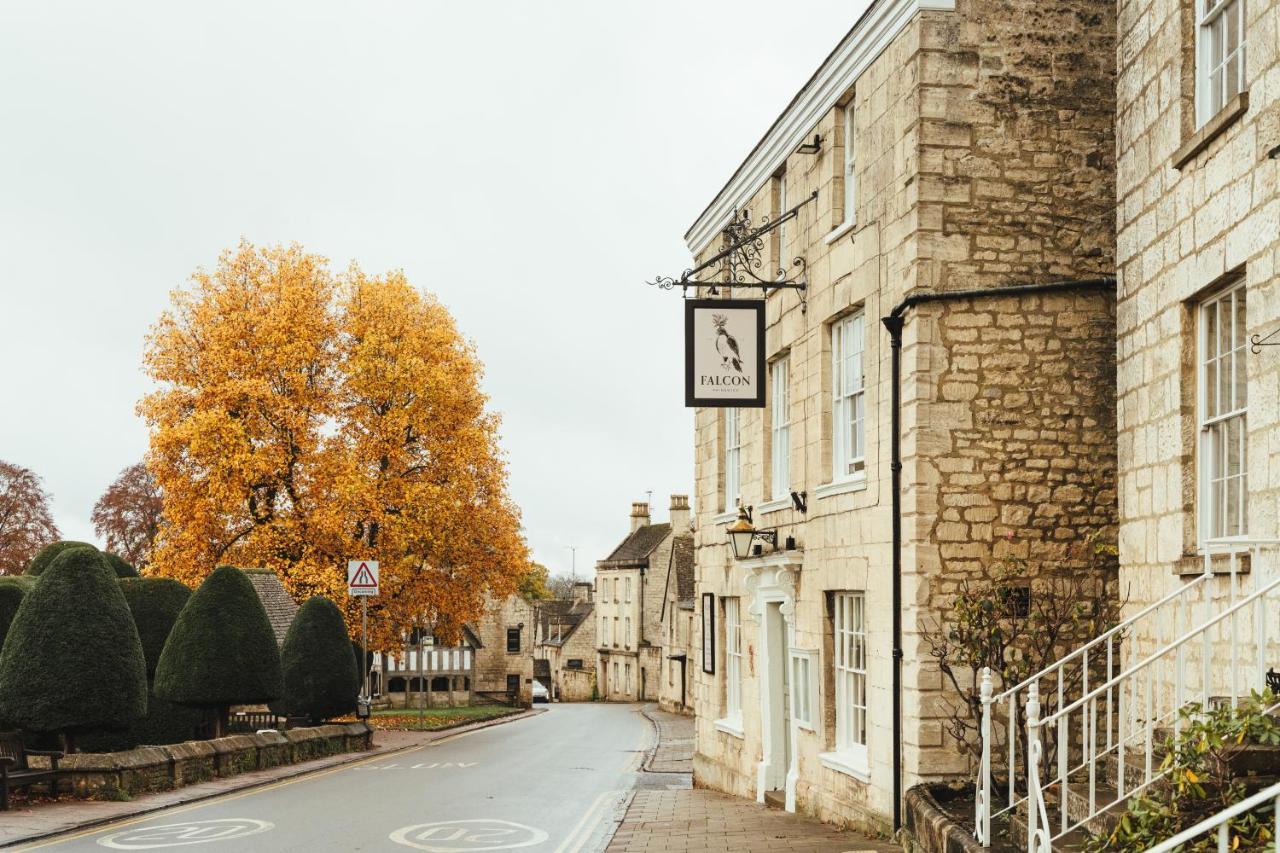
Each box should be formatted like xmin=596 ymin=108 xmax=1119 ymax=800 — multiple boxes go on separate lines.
xmin=96 ymin=819 xmax=273 ymax=849
xmin=389 ymin=820 xmax=547 ymax=852
xmin=551 ymin=791 xmax=617 ymax=853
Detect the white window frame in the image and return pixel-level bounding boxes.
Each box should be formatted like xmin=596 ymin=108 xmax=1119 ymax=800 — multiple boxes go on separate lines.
xmin=625 ymin=577 xmax=632 ymax=603
xmin=771 ymin=358 xmax=791 ymax=500
xmin=789 ymin=648 xmax=816 ymax=731
xmin=625 ymin=616 xmax=632 ymax=649
xmin=724 ymin=407 xmax=742 ymax=510
xmin=821 ymin=592 xmax=868 ymax=777
xmin=832 ymin=313 xmax=867 ymax=483
xmin=613 ymin=617 xmax=619 ymax=648
xmin=1196 ymin=0 xmax=1247 ymax=127
xmin=842 ymin=105 xmax=857 ymax=226
xmin=1197 ymin=279 xmax=1248 ymax=543
xmin=777 ymin=171 xmax=788 ymax=265
xmin=718 ymin=598 xmax=743 ymax=730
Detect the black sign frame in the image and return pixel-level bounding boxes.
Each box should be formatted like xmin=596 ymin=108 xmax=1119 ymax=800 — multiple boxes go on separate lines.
xmin=684 ymin=298 xmax=766 ymax=408
xmin=701 ymin=592 xmax=717 ymax=674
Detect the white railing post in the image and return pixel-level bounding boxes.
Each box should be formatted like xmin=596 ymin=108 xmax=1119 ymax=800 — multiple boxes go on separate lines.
xmin=977 ymin=666 xmax=992 ymax=846
xmin=1026 ymin=682 xmax=1042 ymax=853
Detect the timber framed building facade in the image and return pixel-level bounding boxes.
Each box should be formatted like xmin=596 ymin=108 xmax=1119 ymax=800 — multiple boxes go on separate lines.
xmin=686 ymin=0 xmax=1120 ymax=834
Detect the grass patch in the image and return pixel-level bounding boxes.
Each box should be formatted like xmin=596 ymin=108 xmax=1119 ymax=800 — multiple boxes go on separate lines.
xmin=338 ymin=704 xmax=520 ymax=731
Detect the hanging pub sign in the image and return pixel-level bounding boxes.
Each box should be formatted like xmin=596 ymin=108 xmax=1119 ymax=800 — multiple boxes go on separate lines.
xmin=684 ymin=298 xmax=766 ymax=408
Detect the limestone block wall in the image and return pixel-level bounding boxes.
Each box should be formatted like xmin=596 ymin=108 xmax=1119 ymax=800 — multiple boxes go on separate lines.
xmin=690 ymin=0 xmax=1117 ymax=834
xmin=1114 ymin=0 xmax=1280 ymax=649
xmin=472 ymin=594 xmax=535 ymax=703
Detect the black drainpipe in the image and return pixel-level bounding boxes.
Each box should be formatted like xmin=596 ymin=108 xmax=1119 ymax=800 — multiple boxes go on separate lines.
xmin=880 ymin=276 xmax=1115 ymax=833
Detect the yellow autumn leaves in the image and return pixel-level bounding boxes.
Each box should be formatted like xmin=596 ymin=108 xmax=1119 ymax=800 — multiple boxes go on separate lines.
xmin=139 ymin=241 xmax=528 ymax=648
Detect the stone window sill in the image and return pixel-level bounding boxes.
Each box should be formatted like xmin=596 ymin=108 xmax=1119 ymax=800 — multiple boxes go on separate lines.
xmin=813 ymin=476 xmax=867 ymax=500
xmin=712 ymin=511 xmax=738 ymax=526
xmin=823 ymin=219 xmax=857 ymax=245
xmin=1174 ymin=92 xmax=1249 ymax=170
xmin=1174 ymin=548 xmax=1253 ymax=577
xmin=819 ymin=750 xmax=870 ymax=782
xmin=757 ymin=497 xmax=792 ymax=515
xmin=714 ymin=716 xmax=745 ymax=739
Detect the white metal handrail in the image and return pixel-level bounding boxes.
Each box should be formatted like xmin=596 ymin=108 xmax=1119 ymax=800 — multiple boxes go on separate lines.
xmin=974 ymin=540 xmax=1278 ymax=846
xmin=1143 ymin=781 xmax=1280 ymax=853
xmin=1024 ymin=548 xmax=1280 ymax=850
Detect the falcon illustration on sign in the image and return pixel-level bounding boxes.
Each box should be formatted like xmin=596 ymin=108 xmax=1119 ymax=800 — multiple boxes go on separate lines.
xmin=712 ymin=314 xmax=744 ymax=374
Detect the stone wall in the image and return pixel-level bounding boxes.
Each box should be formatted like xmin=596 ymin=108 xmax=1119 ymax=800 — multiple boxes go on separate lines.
xmin=689 ymin=0 xmax=1117 ymax=834
xmin=472 ymin=593 xmax=535 ymax=703
xmin=1114 ymin=0 xmax=1280 ymax=642
xmin=59 ymin=723 xmax=372 ymax=799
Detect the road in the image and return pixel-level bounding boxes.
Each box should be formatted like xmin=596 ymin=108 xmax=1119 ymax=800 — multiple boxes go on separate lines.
xmin=23 ymin=704 xmax=673 ymax=853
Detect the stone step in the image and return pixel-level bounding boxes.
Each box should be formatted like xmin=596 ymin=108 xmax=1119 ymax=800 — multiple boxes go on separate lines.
xmin=762 ymin=788 xmax=785 ymax=811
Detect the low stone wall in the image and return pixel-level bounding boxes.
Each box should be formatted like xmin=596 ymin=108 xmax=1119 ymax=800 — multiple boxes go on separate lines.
xmin=903 ymin=784 xmax=995 ymax=853
xmin=557 ymin=669 xmax=596 ymax=702
xmin=60 ymin=722 xmax=373 ymax=799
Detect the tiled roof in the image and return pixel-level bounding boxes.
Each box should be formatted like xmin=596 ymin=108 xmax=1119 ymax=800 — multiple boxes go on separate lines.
xmin=672 ymin=535 xmax=695 ymax=600
xmin=602 ymin=523 xmax=672 ymax=565
xmin=243 ymin=568 xmax=299 ymax=647
xmin=535 ymin=598 xmax=593 ymax=646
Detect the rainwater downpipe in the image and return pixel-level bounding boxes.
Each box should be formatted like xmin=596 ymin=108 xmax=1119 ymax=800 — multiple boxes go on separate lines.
xmin=879 ymin=276 xmax=1115 ymax=833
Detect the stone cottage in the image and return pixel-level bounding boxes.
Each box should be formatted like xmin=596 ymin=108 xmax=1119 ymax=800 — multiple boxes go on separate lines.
xmin=658 ymin=534 xmax=696 ymax=715
xmin=596 ymin=496 xmax=693 ymax=701
xmin=683 ymin=0 xmax=1118 ymax=835
xmin=533 ymin=582 xmax=597 ymax=701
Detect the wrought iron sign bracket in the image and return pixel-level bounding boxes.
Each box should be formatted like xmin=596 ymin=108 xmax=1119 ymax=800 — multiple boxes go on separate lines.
xmin=648 ymin=190 xmax=818 ymax=311
xmin=1251 ymin=326 xmax=1280 ymax=354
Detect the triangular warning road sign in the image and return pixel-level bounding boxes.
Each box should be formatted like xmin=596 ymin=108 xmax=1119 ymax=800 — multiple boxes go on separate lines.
xmin=350 ymin=562 xmax=377 ymax=588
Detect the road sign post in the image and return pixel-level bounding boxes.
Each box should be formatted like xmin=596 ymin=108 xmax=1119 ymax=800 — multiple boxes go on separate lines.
xmin=347 ymin=560 xmax=380 ymax=713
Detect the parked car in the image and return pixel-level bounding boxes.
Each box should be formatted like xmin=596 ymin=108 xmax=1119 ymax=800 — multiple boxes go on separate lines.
xmin=531 ymin=681 xmax=549 ymax=703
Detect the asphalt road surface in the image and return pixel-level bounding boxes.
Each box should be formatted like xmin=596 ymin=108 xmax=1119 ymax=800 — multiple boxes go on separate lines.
xmin=23 ymin=703 xmax=672 ymax=853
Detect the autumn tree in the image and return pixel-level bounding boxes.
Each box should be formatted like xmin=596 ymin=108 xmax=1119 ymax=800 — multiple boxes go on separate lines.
xmin=0 ymin=460 xmax=60 ymax=576
xmin=141 ymin=242 xmax=528 ymax=647
xmin=518 ymin=562 xmax=552 ymax=600
xmin=91 ymin=463 xmax=164 ymax=569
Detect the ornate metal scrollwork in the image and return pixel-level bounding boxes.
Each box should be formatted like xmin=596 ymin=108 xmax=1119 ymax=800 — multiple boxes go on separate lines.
xmin=645 ymin=190 xmax=817 ymax=306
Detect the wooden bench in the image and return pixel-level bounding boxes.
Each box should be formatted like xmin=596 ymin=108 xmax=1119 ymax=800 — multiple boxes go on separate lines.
xmin=0 ymin=733 xmax=63 ymax=810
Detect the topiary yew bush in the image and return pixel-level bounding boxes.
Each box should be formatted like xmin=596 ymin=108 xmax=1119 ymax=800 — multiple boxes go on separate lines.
xmin=154 ymin=566 xmax=283 ymax=736
xmin=0 ymin=577 xmax=32 ymax=649
xmin=25 ymin=540 xmax=96 ymax=576
xmin=102 ymin=552 xmax=140 ymax=579
xmin=281 ymin=597 xmax=359 ymax=724
xmin=0 ymin=547 xmax=147 ymax=740
xmin=119 ymin=577 xmax=191 ymax=676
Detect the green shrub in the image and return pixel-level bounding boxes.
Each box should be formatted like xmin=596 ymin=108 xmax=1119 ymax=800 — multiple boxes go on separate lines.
xmin=25 ymin=540 xmax=96 ymax=576
xmin=0 ymin=577 xmax=31 ymax=649
xmin=154 ymin=566 xmax=283 ymax=734
xmin=118 ymin=578 xmax=191 ymax=677
xmin=102 ymin=552 xmax=139 ymax=579
xmin=80 ymin=688 xmax=202 ymax=752
xmin=0 ymin=547 xmax=147 ymax=737
xmin=281 ymin=597 xmax=359 ymax=723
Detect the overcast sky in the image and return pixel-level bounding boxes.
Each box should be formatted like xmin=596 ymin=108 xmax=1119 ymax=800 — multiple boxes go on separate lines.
xmin=0 ymin=1 xmax=865 ymax=579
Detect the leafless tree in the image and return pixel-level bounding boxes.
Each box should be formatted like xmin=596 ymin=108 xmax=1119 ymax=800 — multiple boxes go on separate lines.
xmin=0 ymin=460 xmax=61 ymax=575
xmin=91 ymin=462 xmax=163 ymax=568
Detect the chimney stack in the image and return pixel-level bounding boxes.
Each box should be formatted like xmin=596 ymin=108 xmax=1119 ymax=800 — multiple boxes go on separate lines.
xmin=630 ymin=501 xmax=650 ymax=533
xmin=572 ymin=581 xmax=592 ymax=603
xmin=669 ymin=494 xmax=691 ymax=533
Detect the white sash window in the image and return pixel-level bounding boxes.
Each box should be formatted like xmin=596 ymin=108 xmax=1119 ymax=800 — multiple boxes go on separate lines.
xmin=771 ymin=358 xmax=791 ymax=499
xmin=1198 ymin=0 xmax=1246 ymax=125
xmin=832 ymin=313 xmax=866 ymax=481
xmin=1199 ymin=281 xmax=1248 ymax=541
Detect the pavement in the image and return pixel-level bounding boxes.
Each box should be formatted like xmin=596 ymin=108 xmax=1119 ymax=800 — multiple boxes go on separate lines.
xmin=1 ymin=704 xmax=900 ymax=852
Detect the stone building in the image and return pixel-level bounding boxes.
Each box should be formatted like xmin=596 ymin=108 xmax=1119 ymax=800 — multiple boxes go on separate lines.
xmin=684 ymin=0 xmax=1118 ymax=835
xmin=533 ymin=582 xmax=598 ymax=701
xmin=658 ymin=534 xmax=696 ymax=715
xmin=471 ymin=592 xmax=536 ymax=704
xmin=596 ymin=496 xmax=692 ymax=701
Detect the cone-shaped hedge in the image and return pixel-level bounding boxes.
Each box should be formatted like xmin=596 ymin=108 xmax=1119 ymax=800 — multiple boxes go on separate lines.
xmin=102 ymin=552 xmax=140 ymax=579
xmin=281 ymin=597 xmax=359 ymax=723
xmin=0 ymin=577 xmax=30 ymax=648
xmin=25 ymin=540 xmax=96 ymax=576
xmin=118 ymin=578 xmax=191 ymax=677
xmin=154 ymin=566 xmax=283 ymax=710
xmin=0 ymin=547 xmax=147 ymax=734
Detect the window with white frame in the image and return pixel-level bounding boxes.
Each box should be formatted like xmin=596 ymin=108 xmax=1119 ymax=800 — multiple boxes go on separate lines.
xmin=625 ymin=616 xmax=632 ymax=648
xmin=833 ymin=592 xmax=868 ymax=766
xmin=602 ymin=617 xmax=610 ymax=646
xmin=1199 ymin=281 xmax=1248 ymax=541
xmin=723 ymin=598 xmax=742 ymax=721
xmin=613 ymin=617 xmax=619 ymax=647
xmin=1198 ymin=0 xmax=1247 ymax=125
xmin=832 ymin=313 xmax=866 ymax=481
xmin=789 ymin=648 xmax=815 ymax=730
xmin=843 ymin=104 xmax=857 ymax=226
xmin=724 ymin=407 xmax=742 ymax=510
xmin=771 ymin=358 xmax=791 ymax=500
xmin=625 ymin=577 xmax=632 ymax=602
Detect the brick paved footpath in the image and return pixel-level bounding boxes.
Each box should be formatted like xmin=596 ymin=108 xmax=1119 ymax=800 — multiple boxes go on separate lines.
xmin=615 ymin=706 xmax=897 ymax=852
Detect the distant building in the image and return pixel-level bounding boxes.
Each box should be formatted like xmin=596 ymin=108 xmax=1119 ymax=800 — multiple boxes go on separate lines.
xmin=595 ymin=496 xmax=692 ymax=702
xmin=533 ymin=582 xmax=597 ymax=701
xmin=471 ymin=592 xmax=537 ymax=704
xmin=243 ymin=568 xmax=298 ymax=646
xmin=658 ymin=529 xmax=695 ymax=715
